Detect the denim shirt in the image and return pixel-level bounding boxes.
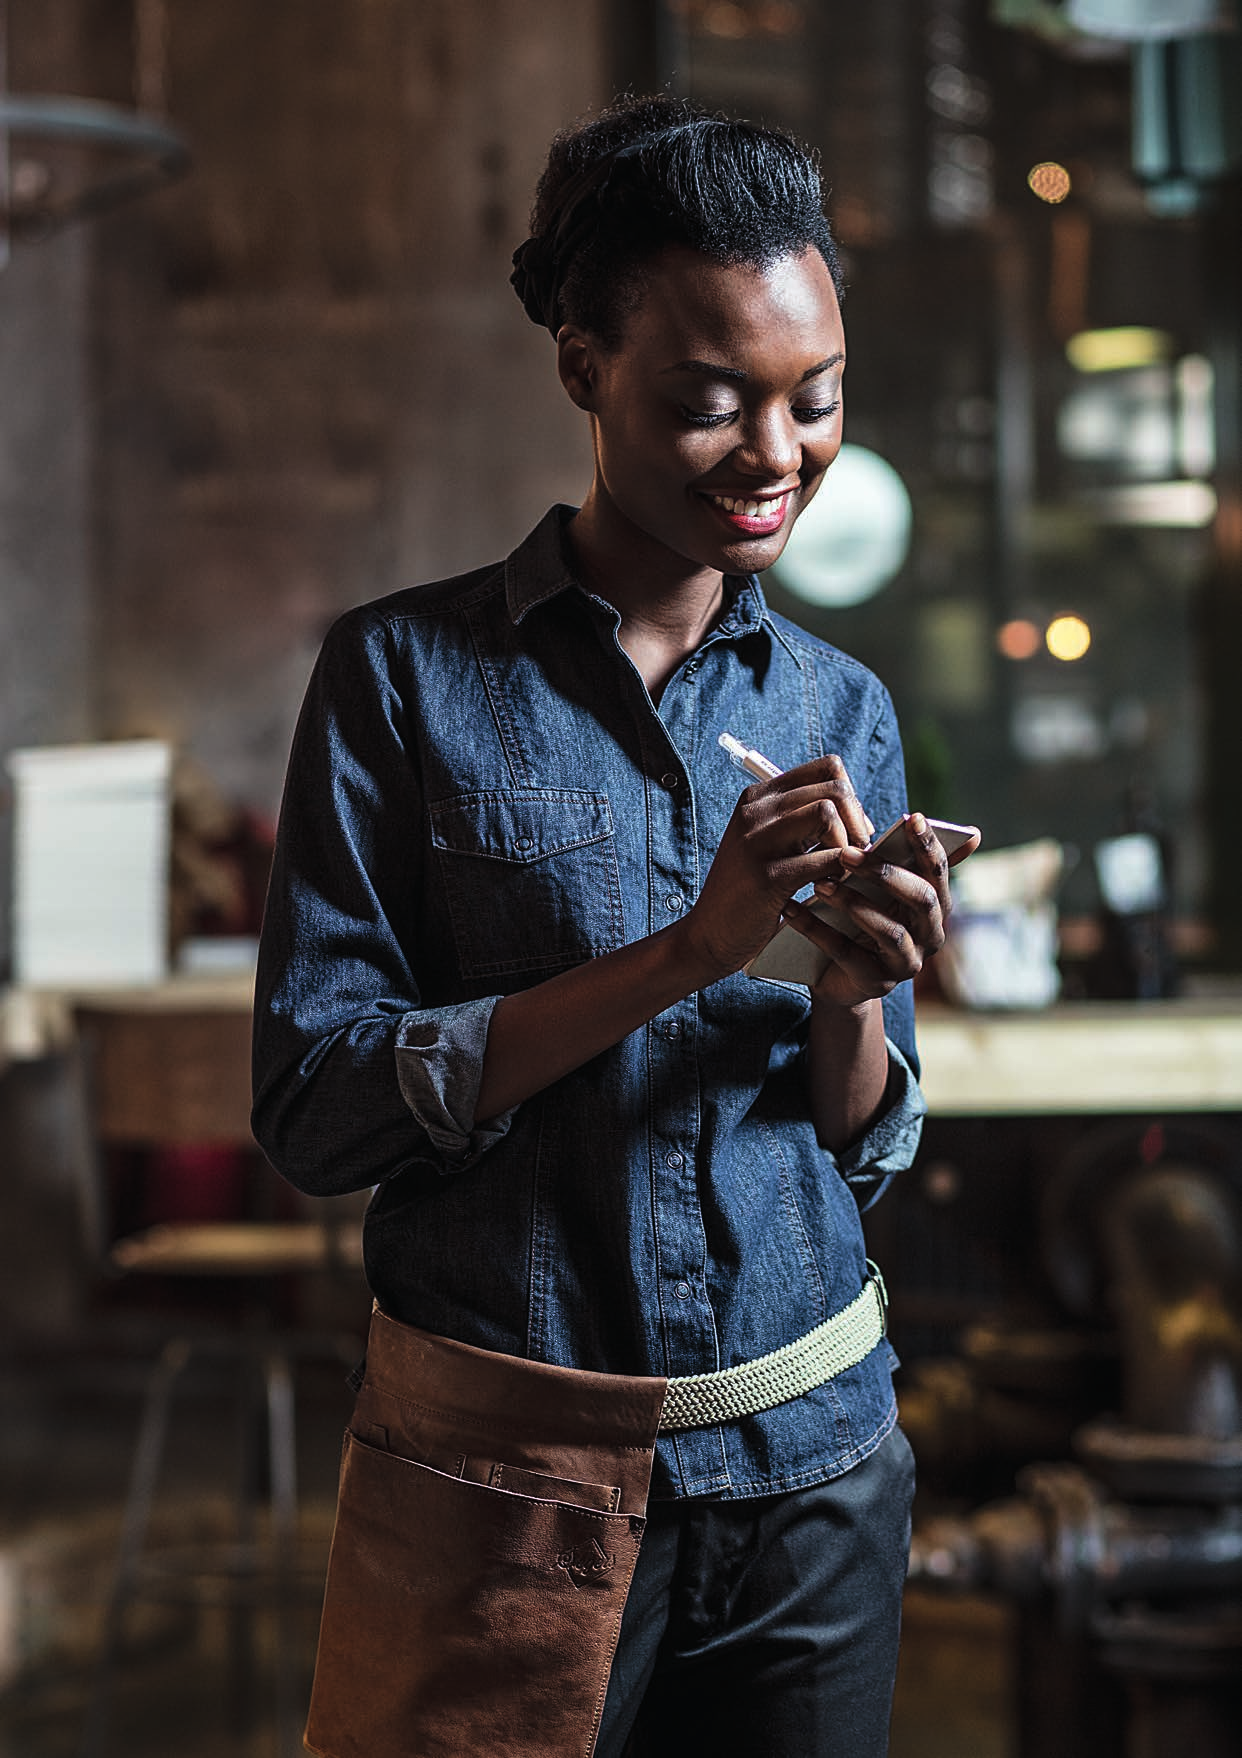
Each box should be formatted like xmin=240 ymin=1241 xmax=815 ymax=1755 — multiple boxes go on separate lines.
xmin=252 ymin=506 xmax=927 ymax=1500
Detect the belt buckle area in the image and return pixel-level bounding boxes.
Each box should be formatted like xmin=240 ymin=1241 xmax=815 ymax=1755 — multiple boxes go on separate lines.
xmin=865 ymin=1259 xmax=889 ymax=1335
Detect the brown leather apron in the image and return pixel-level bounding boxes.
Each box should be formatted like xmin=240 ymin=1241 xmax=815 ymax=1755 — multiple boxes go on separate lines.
xmin=304 ymin=1304 xmax=667 ymax=1758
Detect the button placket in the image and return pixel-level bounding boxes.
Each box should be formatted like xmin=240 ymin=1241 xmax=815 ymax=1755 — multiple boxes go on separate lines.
xmin=638 ymin=687 xmax=727 ymax=1489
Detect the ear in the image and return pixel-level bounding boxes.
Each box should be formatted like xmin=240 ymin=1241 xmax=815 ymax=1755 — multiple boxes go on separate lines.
xmin=556 ymin=326 xmax=600 ymax=413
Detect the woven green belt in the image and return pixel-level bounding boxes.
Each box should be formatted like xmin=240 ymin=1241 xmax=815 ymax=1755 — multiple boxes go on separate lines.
xmin=659 ymin=1265 xmax=888 ymax=1433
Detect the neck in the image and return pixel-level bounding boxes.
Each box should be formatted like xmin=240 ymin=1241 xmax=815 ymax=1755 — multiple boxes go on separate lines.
xmin=568 ymin=495 xmax=728 ymax=699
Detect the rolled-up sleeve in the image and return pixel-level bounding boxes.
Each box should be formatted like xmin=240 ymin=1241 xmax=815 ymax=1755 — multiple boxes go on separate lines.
xmin=251 ymin=609 xmax=512 ymax=1195
xmin=394 ymin=999 xmax=517 ymax=1169
xmin=833 ymin=1036 xmax=927 ymax=1210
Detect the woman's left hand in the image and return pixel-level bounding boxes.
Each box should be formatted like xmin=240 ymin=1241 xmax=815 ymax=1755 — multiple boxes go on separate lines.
xmin=782 ymin=813 xmax=975 ymax=1010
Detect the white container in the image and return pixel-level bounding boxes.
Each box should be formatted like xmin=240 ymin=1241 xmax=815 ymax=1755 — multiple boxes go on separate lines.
xmin=7 ymin=740 xmax=172 ymax=987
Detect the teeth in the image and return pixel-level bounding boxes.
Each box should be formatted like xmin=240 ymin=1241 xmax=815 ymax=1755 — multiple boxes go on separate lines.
xmin=713 ymin=494 xmax=784 ymax=518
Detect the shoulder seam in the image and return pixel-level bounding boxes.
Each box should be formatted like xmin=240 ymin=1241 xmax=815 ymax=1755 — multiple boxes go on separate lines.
xmin=359 ymin=559 xmax=508 ymax=628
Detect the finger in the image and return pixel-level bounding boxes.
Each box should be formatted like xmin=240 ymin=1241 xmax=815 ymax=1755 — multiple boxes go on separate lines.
xmin=765 ymin=843 xmax=852 ymax=899
xmin=768 ymin=756 xmax=875 ymax=843
xmin=900 ymin=814 xmax=963 ymax=918
xmin=812 ymin=754 xmax=873 ymax=843
xmin=781 ymin=900 xmax=900 ymax=997
xmin=746 ymin=794 xmax=853 ymax=858
xmin=840 ymin=831 xmax=950 ymax=917
xmin=749 ymin=780 xmax=870 ymax=851
xmin=828 ymin=874 xmax=945 ymax=964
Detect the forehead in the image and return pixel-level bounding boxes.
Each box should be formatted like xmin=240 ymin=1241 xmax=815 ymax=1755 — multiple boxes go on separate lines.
xmin=617 ymin=245 xmax=844 ymax=368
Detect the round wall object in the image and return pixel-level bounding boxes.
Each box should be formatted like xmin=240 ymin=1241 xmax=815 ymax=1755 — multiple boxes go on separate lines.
xmin=769 ymin=443 xmax=912 ymax=609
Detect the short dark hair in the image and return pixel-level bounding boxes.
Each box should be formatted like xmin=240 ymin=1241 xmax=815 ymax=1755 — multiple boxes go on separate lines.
xmin=511 ymin=94 xmax=843 ymax=346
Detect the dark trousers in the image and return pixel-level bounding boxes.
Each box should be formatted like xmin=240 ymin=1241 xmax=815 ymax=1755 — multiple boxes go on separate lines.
xmin=598 ymin=1425 xmax=916 ymax=1758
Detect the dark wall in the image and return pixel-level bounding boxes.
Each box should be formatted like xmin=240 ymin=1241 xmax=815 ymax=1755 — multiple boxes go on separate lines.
xmin=0 ymin=1 xmax=95 ymax=960
xmin=0 ymin=0 xmax=607 ymax=1328
xmin=1 ymin=0 xmax=604 ymax=932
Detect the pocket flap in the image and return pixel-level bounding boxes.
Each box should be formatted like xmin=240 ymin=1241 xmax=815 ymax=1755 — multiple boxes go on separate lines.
xmin=429 ymin=789 xmax=613 ymax=864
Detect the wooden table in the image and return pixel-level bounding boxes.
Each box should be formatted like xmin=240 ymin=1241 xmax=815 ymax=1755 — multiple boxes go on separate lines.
xmin=916 ymin=997 xmax=1242 ymax=1117
xmin=7 ymin=973 xmax=1242 ymax=1119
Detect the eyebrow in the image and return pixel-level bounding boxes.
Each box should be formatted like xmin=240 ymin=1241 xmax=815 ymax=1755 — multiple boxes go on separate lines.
xmin=662 ymin=353 xmax=844 ymax=384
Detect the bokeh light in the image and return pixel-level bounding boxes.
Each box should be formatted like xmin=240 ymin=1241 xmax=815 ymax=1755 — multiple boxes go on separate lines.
xmin=997 ymin=618 xmax=1042 ymax=660
xmin=1046 ymin=615 xmax=1092 ymax=662
xmin=1065 ymin=326 xmax=1173 ymax=373
xmin=1028 ymin=160 xmax=1071 ymax=204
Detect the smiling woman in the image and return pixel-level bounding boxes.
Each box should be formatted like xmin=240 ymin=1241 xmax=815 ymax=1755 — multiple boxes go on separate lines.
xmin=560 ymin=246 xmax=846 ymax=631
xmin=252 ymin=93 xmax=970 ymax=1758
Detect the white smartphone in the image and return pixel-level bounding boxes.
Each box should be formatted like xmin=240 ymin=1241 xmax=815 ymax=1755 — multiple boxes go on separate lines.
xmin=745 ymin=815 xmax=980 ymax=986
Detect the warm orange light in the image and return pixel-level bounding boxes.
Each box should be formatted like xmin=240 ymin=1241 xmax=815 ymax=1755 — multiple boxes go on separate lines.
xmin=1028 ymin=161 xmax=1071 ymax=204
xmin=1046 ymin=615 xmax=1092 ymax=661
xmin=997 ymin=618 xmax=1042 ymax=660
xmin=702 ymin=1 xmax=748 ymax=35
xmin=684 ymin=0 xmax=800 ymax=37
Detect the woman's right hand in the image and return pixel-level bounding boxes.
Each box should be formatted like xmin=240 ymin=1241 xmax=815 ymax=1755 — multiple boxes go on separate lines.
xmin=682 ymin=754 xmax=874 ymax=979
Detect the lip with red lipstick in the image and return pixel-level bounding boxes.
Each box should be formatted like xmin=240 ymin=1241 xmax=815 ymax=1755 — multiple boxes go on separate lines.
xmin=702 ymin=488 xmax=794 ymax=539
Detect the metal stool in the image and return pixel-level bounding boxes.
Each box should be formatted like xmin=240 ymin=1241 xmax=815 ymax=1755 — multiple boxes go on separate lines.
xmin=71 ymin=1001 xmax=366 ymax=1758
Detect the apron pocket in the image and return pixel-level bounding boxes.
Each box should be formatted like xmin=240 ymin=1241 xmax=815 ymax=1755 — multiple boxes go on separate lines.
xmin=306 ymin=1429 xmax=645 ymax=1758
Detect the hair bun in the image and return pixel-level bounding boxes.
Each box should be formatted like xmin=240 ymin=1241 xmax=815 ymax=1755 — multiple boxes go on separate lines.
xmin=510 ymin=144 xmax=640 ymax=336
xmin=510 ymin=234 xmax=558 ymax=332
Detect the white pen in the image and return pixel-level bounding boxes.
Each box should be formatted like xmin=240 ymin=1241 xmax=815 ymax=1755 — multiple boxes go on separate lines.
xmin=718 ymin=731 xmax=783 ymax=782
xmin=719 ymin=731 xmax=877 ymax=840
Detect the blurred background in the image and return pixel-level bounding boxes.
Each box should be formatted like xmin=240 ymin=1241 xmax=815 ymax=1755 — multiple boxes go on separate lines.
xmin=3 ymin=0 xmax=1240 ymax=965
xmin=1 ymin=3 xmax=1241 ymax=1756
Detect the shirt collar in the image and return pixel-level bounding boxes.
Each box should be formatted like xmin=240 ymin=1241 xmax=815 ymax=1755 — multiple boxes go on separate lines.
xmin=504 ymin=504 xmax=786 ymax=658
xmin=504 ymin=506 xmax=582 ymax=623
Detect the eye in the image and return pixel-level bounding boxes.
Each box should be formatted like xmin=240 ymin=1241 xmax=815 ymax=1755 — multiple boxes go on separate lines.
xmin=792 ymin=400 xmax=840 ymax=425
xmin=680 ymin=405 xmax=738 ymax=429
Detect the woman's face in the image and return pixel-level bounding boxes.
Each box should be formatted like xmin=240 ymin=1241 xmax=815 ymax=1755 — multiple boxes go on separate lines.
xmin=559 ymin=244 xmax=845 ymax=584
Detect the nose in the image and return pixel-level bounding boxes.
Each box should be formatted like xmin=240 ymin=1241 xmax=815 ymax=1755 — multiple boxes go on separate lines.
xmin=733 ymin=406 xmax=801 ymax=482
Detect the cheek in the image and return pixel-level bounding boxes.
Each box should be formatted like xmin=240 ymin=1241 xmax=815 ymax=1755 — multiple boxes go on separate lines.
xmin=674 ymin=431 xmax=739 ymax=483
xmin=611 ymin=427 xmax=728 ymax=496
xmin=801 ymin=425 xmax=844 ymax=486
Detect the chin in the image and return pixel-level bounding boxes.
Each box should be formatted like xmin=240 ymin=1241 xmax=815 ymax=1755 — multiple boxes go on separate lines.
xmin=723 ymin=533 xmax=791 ymax=575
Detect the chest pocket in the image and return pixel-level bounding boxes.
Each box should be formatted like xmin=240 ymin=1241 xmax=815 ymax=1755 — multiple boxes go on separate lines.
xmin=429 ymin=789 xmax=625 ymax=980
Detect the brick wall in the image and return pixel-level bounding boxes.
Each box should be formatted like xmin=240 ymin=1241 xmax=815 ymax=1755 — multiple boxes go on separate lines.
xmin=0 ymin=0 xmax=607 ymax=1327
xmin=87 ymin=0 xmax=605 ymax=823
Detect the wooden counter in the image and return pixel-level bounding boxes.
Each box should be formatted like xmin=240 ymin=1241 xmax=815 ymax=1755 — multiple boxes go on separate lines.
xmin=917 ymin=998 xmax=1242 ymax=1116
xmin=0 ymin=969 xmax=256 ymax=1066
xmin=6 ymin=975 xmax=1242 ymax=1118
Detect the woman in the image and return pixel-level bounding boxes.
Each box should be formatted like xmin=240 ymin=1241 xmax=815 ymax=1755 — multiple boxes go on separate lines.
xmin=253 ymin=94 xmax=973 ymax=1758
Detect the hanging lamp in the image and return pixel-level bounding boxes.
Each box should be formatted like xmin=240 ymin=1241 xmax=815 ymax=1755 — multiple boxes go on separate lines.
xmin=0 ymin=0 xmax=189 ymax=268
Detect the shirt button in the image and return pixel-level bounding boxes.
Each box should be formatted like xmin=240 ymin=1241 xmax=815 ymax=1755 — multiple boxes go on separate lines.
xmin=661 ymin=772 xmax=680 ymax=791
xmin=674 ymin=1281 xmax=692 ymax=1300
xmin=664 ymin=893 xmax=684 ymax=914
xmin=665 ymin=1151 xmax=684 ymax=1169
xmin=513 ymin=835 xmax=534 ymax=852
xmin=664 ymin=1021 xmax=682 ymax=1040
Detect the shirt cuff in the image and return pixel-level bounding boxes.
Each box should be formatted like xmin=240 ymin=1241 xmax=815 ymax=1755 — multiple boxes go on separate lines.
xmin=394 ymin=996 xmax=517 ymax=1172
xmin=833 ymin=1039 xmax=928 ymax=1209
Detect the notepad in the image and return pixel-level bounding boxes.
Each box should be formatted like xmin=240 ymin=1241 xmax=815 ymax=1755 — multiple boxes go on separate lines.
xmin=746 ymin=816 xmax=979 ymax=987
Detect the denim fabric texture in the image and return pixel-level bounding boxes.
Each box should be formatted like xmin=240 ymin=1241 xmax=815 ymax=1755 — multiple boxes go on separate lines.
xmin=252 ymin=506 xmax=927 ymax=1500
